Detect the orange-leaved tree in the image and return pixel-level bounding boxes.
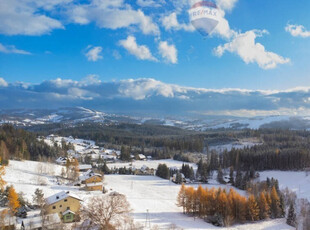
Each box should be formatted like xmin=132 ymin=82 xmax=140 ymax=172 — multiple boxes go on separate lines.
xmin=0 ymin=157 xmax=6 ymax=191
xmin=8 ymin=186 xmax=20 ymax=215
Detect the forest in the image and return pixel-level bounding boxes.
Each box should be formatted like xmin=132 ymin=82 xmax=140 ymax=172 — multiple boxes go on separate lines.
xmin=0 ymin=125 xmax=62 ymax=164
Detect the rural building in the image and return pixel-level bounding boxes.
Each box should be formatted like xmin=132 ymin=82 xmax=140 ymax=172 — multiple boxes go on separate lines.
xmin=79 ymin=170 xmax=103 ymax=185
xmin=137 ymin=154 xmax=146 ymax=160
xmin=45 ymin=191 xmax=82 ymax=222
xmin=78 ymin=164 xmax=92 ymax=172
xmin=21 ymin=213 xmax=61 ymax=230
xmin=0 ymin=208 xmax=16 ymax=230
xmin=85 ymin=182 xmax=103 ymax=191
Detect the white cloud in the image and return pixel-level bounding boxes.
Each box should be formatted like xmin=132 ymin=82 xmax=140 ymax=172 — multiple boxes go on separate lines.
xmin=216 ymin=0 xmax=238 ymax=12
xmin=85 ymin=46 xmax=103 ymax=62
xmin=67 ymin=87 xmax=98 ymax=100
xmin=79 ymin=75 xmax=102 ymax=86
xmin=68 ymin=0 xmax=160 ymax=35
xmin=0 ymin=43 xmax=31 ymax=55
xmin=136 ymin=0 xmax=162 ymax=8
xmin=162 ymin=12 xmax=194 ymax=32
xmin=0 ymin=78 xmax=8 ymax=87
xmin=0 ymin=0 xmax=64 ymax=35
xmin=285 ymin=24 xmax=310 ymax=38
xmin=214 ymin=30 xmax=290 ymax=69
xmin=158 ymin=41 xmax=178 ymax=64
xmin=119 ymin=36 xmax=157 ymax=61
xmin=118 ymin=78 xmax=185 ymax=100
xmin=211 ymin=9 xmax=236 ymax=39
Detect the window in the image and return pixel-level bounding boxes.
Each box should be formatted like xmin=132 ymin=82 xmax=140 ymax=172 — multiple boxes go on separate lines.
xmin=67 ymin=207 xmax=70 ymax=210
xmin=60 ymin=205 xmax=62 ymax=208
xmin=52 ymin=206 xmax=56 ymax=209
xmin=64 ymin=199 xmax=67 ymax=202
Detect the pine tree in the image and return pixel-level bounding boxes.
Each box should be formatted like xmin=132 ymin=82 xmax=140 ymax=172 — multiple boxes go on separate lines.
xmin=258 ymin=191 xmax=270 ymax=220
xmin=217 ymin=166 xmax=225 ymax=184
xmin=32 ymin=188 xmax=44 ymax=208
xmin=0 ymin=157 xmax=6 ymax=191
xmin=247 ymin=195 xmax=260 ymax=221
xmin=229 ymin=167 xmax=234 ymax=185
xmin=286 ymin=203 xmax=296 ymax=227
xmin=8 ymin=186 xmax=20 ymax=215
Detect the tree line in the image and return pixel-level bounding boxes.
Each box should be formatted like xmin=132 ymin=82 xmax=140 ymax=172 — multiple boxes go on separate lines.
xmin=177 ymin=184 xmax=285 ymax=227
xmin=0 ymin=125 xmax=61 ymax=163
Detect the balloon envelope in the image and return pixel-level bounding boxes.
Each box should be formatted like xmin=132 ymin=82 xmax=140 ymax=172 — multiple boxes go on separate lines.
xmin=189 ymin=1 xmax=219 ymax=37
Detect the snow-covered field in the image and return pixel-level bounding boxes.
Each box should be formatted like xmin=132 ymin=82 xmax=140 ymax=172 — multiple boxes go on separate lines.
xmin=259 ymin=171 xmax=310 ymax=200
xmin=3 ymin=160 xmax=295 ymax=229
xmin=107 ymin=159 xmax=197 ymax=170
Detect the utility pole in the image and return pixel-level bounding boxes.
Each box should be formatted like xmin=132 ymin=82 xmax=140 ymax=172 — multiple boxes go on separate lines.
xmin=145 ymin=209 xmax=150 ymax=228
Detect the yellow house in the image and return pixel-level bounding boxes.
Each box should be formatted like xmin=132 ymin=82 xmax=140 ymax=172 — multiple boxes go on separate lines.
xmin=85 ymin=182 xmax=103 ymax=191
xmin=79 ymin=170 xmax=103 ymax=191
xmin=83 ymin=175 xmax=102 ymax=184
xmin=45 ymin=191 xmax=82 ymax=223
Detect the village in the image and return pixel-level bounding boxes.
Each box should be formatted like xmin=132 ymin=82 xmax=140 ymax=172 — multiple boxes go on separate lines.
xmin=0 ymin=134 xmax=201 ymax=229
xmin=0 ymin=133 xmax=303 ymax=230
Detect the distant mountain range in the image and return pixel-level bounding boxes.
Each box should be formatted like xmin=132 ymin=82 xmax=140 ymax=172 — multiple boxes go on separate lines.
xmin=1 ymin=107 xmax=310 ymax=131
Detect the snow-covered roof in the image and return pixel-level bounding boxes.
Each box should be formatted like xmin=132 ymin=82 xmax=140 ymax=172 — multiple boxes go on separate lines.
xmin=78 ymin=164 xmax=92 ymax=170
xmin=79 ymin=170 xmax=102 ymax=181
xmin=55 ymin=157 xmax=67 ymax=164
xmin=86 ymin=182 xmax=103 ymax=187
xmin=138 ymin=154 xmax=146 ymax=159
xmin=21 ymin=213 xmax=60 ymax=230
xmin=46 ymin=191 xmax=82 ymax=205
xmin=63 ymin=210 xmax=75 ymax=216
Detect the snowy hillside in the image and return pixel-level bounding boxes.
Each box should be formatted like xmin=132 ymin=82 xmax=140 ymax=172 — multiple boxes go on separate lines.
xmin=2 ymin=107 xmax=310 ymax=131
xmin=3 ymin=160 xmax=294 ymax=230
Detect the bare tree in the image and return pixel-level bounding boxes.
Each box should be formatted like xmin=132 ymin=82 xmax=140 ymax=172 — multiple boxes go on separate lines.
xmin=82 ymin=193 xmax=132 ymax=230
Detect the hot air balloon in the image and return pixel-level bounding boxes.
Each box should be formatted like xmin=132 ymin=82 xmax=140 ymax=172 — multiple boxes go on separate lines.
xmin=189 ymin=0 xmax=220 ymax=37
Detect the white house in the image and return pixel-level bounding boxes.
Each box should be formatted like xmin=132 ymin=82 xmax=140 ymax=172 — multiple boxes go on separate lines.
xmin=138 ymin=154 xmax=146 ymax=160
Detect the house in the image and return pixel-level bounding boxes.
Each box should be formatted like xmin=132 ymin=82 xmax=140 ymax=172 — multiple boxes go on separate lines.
xmin=147 ymin=156 xmax=152 ymax=160
xmin=137 ymin=154 xmax=146 ymax=161
xmin=0 ymin=208 xmax=16 ymax=230
xmin=55 ymin=157 xmax=68 ymax=165
xmin=62 ymin=210 xmax=76 ymax=223
xmin=45 ymin=191 xmax=82 ymax=223
xmin=79 ymin=170 xmax=103 ymax=191
xmin=100 ymin=154 xmax=117 ymax=162
xmin=21 ymin=213 xmax=61 ymax=230
xmin=79 ymin=170 xmax=102 ymax=184
xmin=85 ymin=182 xmax=103 ymax=191
xmin=134 ymin=165 xmax=155 ymax=176
xmin=78 ymin=164 xmax=92 ymax=172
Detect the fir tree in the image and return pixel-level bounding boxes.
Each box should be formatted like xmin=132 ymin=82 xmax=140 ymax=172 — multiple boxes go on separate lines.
xmin=32 ymin=188 xmax=44 ymax=208
xmin=229 ymin=167 xmax=234 ymax=185
xmin=217 ymin=166 xmax=225 ymax=184
xmin=286 ymin=202 xmax=296 ymax=227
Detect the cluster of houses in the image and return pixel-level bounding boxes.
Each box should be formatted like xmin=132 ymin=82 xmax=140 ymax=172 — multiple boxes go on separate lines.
xmin=46 ymin=134 xmax=124 ymax=163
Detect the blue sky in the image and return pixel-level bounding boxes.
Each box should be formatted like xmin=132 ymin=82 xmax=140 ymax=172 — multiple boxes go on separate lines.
xmin=0 ymin=0 xmax=310 ymax=116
